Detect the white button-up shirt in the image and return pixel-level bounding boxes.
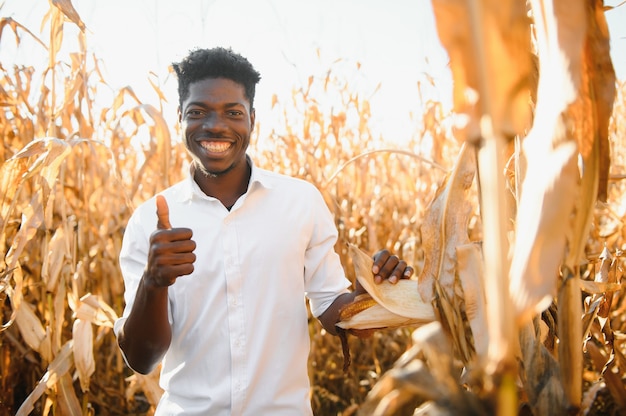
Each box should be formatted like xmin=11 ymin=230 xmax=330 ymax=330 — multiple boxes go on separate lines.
xmin=114 ymin=160 xmax=350 ymax=415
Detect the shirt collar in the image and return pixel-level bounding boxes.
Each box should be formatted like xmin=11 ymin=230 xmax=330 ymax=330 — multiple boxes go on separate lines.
xmin=180 ymin=155 xmax=273 ymax=203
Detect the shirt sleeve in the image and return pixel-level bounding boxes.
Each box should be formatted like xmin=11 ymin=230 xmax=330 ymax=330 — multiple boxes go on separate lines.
xmin=113 ymin=207 xmax=149 ymax=338
xmin=303 ymin=187 xmax=351 ymax=318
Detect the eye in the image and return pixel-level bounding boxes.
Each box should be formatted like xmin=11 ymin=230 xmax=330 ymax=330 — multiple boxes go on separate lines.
xmin=185 ymin=109 xmax=204 ymax=119
xmin=227 ymin=110 xmax=244 ymax=118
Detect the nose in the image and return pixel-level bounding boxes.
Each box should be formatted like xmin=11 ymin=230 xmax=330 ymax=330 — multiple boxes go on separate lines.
xmin=202 ymin=113 xmax=226 ymax=132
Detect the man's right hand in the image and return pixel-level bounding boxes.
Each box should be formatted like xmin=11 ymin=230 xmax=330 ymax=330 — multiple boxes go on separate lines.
xmin=145 ymin=195 xmax=196 ymax=287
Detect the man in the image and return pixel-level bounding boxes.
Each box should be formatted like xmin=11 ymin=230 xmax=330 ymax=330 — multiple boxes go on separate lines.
xmin=114 ymin=46 xmax=413 ymax=415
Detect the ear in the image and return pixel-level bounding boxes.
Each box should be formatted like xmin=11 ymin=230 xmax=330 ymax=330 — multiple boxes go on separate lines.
xmin=177 ymin=106 xmax=182 ymax=124
xmin=250 ymin=108 xmax=256 ymax=132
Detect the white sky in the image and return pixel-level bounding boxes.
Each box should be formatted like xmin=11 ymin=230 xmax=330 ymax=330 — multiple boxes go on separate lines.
xmin=2 ymin=0 xmax=625 ymax=144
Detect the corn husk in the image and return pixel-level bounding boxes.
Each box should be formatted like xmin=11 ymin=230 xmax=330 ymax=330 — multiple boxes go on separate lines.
xmin=337 ymin=294 xmax=432 ymax=330
xmin=72 ymin=318 xmax=95 ymax=393
xmin=336 ymin=244 xmax=436 ymax=331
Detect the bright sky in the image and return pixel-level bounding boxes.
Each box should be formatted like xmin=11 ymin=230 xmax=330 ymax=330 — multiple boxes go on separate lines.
xmin=2 ymin=0 xmax=625 ymax=144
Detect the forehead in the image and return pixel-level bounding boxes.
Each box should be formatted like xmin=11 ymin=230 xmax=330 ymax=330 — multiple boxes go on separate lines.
xmin=184 ymin=77 xmax=249 ymax=107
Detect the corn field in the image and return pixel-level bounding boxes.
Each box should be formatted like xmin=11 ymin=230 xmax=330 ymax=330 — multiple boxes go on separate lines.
xmin=1 ymin=1 xmax=626 ymax=415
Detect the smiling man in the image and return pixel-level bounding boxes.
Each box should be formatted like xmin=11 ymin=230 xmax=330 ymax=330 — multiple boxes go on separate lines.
xmin=114 ymin=47 xmax=413 ymax=416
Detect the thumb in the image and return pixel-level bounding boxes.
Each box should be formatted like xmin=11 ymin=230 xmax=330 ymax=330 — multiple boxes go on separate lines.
xmin=156 ymin=194 xmax=172 ymax=230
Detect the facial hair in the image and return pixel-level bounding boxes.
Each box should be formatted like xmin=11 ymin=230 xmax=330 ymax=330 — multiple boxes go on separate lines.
xmin=195 ymin=159 xmax=238 ymax=178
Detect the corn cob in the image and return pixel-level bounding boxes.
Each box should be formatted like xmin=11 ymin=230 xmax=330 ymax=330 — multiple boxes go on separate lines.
xmin=337 ymin=244 xmax=436 ymax=331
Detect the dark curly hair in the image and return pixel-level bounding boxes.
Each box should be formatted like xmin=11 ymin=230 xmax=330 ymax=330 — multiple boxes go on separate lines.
xmin=172 ymin=47 xmax=262 ymax=110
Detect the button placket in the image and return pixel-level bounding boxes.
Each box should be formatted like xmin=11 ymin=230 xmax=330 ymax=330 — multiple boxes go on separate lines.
xmin=222 ymin=219 xmax=247 ymax=412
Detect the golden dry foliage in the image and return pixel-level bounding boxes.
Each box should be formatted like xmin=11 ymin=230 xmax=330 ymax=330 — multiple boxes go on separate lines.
xmin=0 ymin=2 xmax=188 ymax=414
xmin=342 ymin=1 xmax=626 ymax=415
xmin=0 ymin=2 xmax=452 ymax=415
xmin=1 ymin=1 xmax=626 ymax=416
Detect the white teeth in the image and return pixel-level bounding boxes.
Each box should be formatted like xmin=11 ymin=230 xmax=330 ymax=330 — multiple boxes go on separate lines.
xmin=201 ymin=141 xmax=231 ymax=152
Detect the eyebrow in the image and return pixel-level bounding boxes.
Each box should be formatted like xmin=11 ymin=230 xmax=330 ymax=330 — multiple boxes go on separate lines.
xmin=184 ymin=101 xmax=247 ymax=110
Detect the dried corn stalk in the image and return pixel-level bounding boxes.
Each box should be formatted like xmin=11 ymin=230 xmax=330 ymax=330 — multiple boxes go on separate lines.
xmin=359 ymin=322 xmax=487 ymax=416
xmin=510 ymin=0 xmax=616 ymax=408
xmin=511 ymin=0 xmax=585 ymax=328
xmin=431 ymin=3 xmax=533 ymax=398
xmin=15 ymin=341 xmax=76 ymax=416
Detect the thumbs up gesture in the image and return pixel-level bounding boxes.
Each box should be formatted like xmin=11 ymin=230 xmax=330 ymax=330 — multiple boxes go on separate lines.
xmin=145 ymin=195 xmax=196 ymax=287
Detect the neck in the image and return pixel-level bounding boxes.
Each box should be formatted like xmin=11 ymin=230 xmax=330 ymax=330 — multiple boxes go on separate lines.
xmin=194 ymin=157 xmax=251 ymax=208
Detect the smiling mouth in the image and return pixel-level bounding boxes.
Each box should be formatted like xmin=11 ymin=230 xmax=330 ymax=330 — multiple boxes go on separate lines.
xmin=200 ymin=140 xmax=232 ymax=153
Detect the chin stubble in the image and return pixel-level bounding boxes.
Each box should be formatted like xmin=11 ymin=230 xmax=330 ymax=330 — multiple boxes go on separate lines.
xmin=196 ymin=161 xmax=236 ymax=178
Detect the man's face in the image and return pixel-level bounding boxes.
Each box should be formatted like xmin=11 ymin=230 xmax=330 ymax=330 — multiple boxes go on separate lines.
xmin=179 ymin=77 xmax=255 ymax=177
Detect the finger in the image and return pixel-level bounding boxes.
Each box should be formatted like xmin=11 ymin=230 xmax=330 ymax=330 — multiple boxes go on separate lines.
xmin=376 ymin=257 xmax=401 ymax=283
xmin=156 ymin=195 xmax=172 ymax=230
xmin=149 ymin=263 xmax=195 ymax=287
xmin=403 ymin=266 xmax=414 ymax=278
xmin=154 ymin=249 xmax=196 ymax=265
xmin=387 ymin=260 xmax=408 ymax=284
xmin=371 ymin=249 xmax=391 ymax=275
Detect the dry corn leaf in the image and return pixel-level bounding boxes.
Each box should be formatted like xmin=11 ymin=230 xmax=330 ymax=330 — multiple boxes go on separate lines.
xmin=410 ymin=321 xmax=462 ymax=398
xmin=581 ymin=247 xmax=621 ymax=295
xmin=51 ymin=0 xmax=87 ymax=32
xmin=1 ymin=264 xmax=24 ymax=330
xmin=509 ymin=139 xmax=579 ymax=323
xmin=510 ymin=0 xmax=587 ymax=325
xmin=417 ymin=143 xmax=475 ymax=303
xmin=0 ymin=17 xmax=47 ymax=49
xmin=359 ymin=360 xmax=440 ymax=416
xmin=15 ymin=341 xmax=74 ymax=416
xmin=72 ymin=318 xmax=95 ymax=392
xmin=15 ymin=301 xmax=52 ymax=362
xmin=456 ymin=243 xmax=488 ymax=357
xmin=56 ymin=373 xmax=82 ymax=416
xmin=125 ymin=369 xmax=164 ymax=409
xmin=592 ymin=246 xmax=616 ymax=320
xmin=360 ymin=324 xmax=449 ymax=416
xmin=148 ymin=71 xmax=168 ymax=103
xmin=430 ymin=0 xmax=532 ymax=142
xmin=44 ymin=5 xmax=64 ymax=72
xmin=586 ymin=341 xmax=626 ymax=409
xmin=41 ymin=225 xmax=70 ymax=292
xmin=582 ymin=0 xmax=616 ymax=202
xmin=8 ymin=137 xmax=72 ymax=189
xmin=519 ymin=322 xmax=567 ymax=415
xmin=74 ymin=293 xmax=118 ymax=328
xmin=360 ymin=322 xmax=485 ymax=416
xmin=5 ymin=193 xmax=44 ymax=271
xmin=554 ymin=5 xmax=616 ymax=405
xmin=515 ymin=2 xmax=589 ymax=406
xmin=580 ymin=280 xmax=622 ymax=294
